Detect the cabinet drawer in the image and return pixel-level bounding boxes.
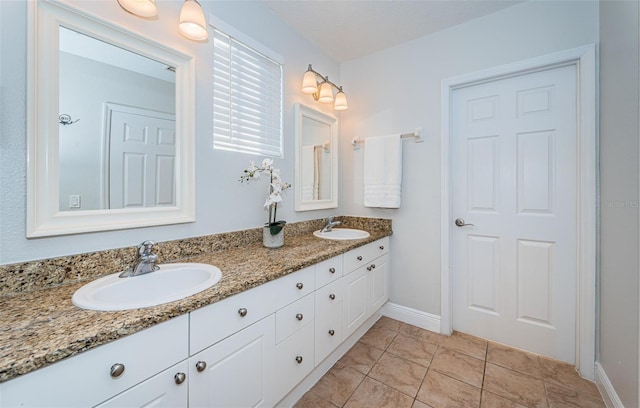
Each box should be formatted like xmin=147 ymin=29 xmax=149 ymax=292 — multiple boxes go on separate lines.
xmin=190 ymin=280 xmax=277 ymax=354
xmin=274 ymin=266 xmax=315 ymax=309
xmin=273 ymin=321 xmax=315 ymax=403
xmin=315 ymin=278 xmax=343 ymax=311
xmin=275 ymin=293 xmax=315 ymax=344
xmin=314 ymin=255 xmax=343 ymax=288
xmin=343 ymin=237 xmax=389 ymax=272
xmin=1 ymin=315 xmax=189 ymax=408
xmin=96 ymin=360 xmax=189 ymax=408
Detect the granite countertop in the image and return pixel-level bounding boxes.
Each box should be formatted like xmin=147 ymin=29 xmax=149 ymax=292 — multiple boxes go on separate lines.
xmin=0 ymin=228 xmax=391 ymax=383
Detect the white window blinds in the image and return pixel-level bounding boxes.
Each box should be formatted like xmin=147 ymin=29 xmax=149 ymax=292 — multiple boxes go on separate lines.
xmin=213 ymin=28 xmax=283 ymax=157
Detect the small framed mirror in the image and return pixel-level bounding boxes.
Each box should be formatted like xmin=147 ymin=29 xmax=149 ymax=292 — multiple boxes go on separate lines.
xmin=27 ymin=0 xmax=196 ymax=237
xmin=294 ymin=104 xmax=338 ymax=211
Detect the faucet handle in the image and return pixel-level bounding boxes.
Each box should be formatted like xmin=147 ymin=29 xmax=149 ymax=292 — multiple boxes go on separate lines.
xmin=138 ymin=240 xmax=157 ymax=256
xmin=325 ymin=215 xmax=335 ymax=223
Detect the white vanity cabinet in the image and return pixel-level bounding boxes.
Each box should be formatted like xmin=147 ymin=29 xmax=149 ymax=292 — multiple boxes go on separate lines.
xmin=0 ymin=237 xmax=391 ymax=408
xmin=343 ymin=237 xmax=389 ymax=339
xmin=0 ymin=315 xmax=189 ymax=408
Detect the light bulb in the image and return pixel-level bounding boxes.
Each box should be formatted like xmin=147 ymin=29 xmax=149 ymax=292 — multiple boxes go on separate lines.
xmin=117 ymin=0 xmax=157 ymax=18
xmin=179 ymin=0 xmax=208 ymax=41
xmin=318 ymin=81 xmax=334 ymax=103
xmin=302 ymin=70 xmax=318 ymax=94
xmin=334 ymin=89 xmax=348 ymax=111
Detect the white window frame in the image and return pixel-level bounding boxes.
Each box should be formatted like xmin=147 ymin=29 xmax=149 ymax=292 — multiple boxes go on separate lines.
xmin=210 ymin=15 xmax=284 ymax=157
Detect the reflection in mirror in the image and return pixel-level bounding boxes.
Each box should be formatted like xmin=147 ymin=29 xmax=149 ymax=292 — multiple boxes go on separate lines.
xmin=59 ymin=27 xmax=176 ymax=211
xmin=294 ymin=104 xmax=338 ymax=211
xmin=27 ymin=0 xmax=195 ymax=237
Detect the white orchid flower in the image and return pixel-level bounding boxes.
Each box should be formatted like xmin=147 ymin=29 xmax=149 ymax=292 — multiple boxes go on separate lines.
xmin=261 ymin=158 xmax=273 ymax=170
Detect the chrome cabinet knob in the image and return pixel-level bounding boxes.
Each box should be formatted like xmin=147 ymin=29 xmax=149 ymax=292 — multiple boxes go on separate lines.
xmin=329 ymin=329 xmax=335 ymax=336
xmin=296 ymin=282 xmax=304 ymax=290
xmin=357 ymin=256 xmax=363 ymax=261
xmin=238 ymin=308 xmax=248 ymax=317
xmin=329 ymin=267 xmax=336 ymax=274
xmin=329 ymin=293 xmax=336 ymax=300
xmin=371 ymin=264 xmax=376 ymax=269
xmin=110 ymin=363 xmax=125 ymax=378
xmin=379 ymin=245 xmax=385 ymax=250
xmin=295 ymin=356 xmax=303 ymax=364
xmin=296 ymin=313 xmax=304 ymax=321
xmin=455 ymin=218 xmax=474 ymax=227
xmin=367 ymin=265 xmax=373 ymax=271
xmin=195 ymin=361 xmax=207 ymax=372
xmin=174 ymin=372 xmax=186 ymax=385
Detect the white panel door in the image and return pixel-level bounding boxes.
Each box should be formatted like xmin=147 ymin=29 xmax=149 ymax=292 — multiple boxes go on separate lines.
xmin=451 ymin=65 xmax=577 ymax=363
xmin=108 ymin=108 xmax=176 ymax=209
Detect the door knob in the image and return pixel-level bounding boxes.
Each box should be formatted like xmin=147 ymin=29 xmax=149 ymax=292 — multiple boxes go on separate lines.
xmin=455 ymin=218 xmax=474 ymax=227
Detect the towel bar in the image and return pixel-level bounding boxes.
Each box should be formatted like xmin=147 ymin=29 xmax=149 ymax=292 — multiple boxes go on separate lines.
xmin=352 ymin=128 xmax=423 ymax=148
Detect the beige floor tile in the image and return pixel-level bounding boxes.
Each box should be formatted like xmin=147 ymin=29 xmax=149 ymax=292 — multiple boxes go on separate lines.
xmin=412 ymin=400 xmax=434 ymax=408
xmin=359 ymin=326 xmax=398 ymax=350
xmin=387 ymin=333 xmax=438 ymax=367
xmin=339 ymin=341 xmax=385 ymax=374
xmin=483 ymin=363 xmax=548 ymax=408
xmin=480 ymin=390 xmax=528 ymax=408
xmin=368 ymin=352 xmax=429 ymax=397
xmin=310 ymin=361 xmax=365 ymax=407
xmin=416 ymin=369 xmax=481 ymax=408
xmin=373 ymin=316 xmax=404 ymax=332
xmin=440 ymin=331 xmax=488 ymax=360
xmin=487 ymin=341 xmax=542 ymax=378
xmin=344 ymin=377 xmax=414 ymax=408
xmin=429 ymin=348 xmax=485 ymax=388
xmin=540 ymin=357 xmax=602 ymax=400
xmin=294 ymin=391 xmax=339 ymax=408
xmin=545 ymin=382 xmax=606 ymax=408
xmin=399 ymin=323 xmax=445 ymax=345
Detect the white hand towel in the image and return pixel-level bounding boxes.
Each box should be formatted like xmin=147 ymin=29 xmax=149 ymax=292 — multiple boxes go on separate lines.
xmin=364 ymin=134 xmax=403 ymax=208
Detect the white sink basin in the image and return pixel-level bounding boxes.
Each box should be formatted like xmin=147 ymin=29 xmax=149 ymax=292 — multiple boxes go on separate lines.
xmin=72 ymin=263 xmax=222 ymax=311
xmin=313 ymin=228 xmax=370 ymax=241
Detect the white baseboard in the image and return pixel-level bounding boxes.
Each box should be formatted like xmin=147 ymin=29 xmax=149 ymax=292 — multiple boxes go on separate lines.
xmin=595 ymin=361 xmax=624 ymax=408
xmin=380 ymin=302 xmax=441 ymax=333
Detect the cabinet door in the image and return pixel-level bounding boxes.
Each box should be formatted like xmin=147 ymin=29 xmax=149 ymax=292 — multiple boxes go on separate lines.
xmin=343 ymin=266 xmax=368 ymax=339
xmin=315 ymin=279 xmax=343 ymax=363
xmin=95 ymin=360 xmax=188 ymax=408
xmin=367 ymin=254 xmax=389 ymax=312
xmin=273 ymin=321 xmax=315 ymax=403
xmin=189 ymin=315 xmax=275 ymax=408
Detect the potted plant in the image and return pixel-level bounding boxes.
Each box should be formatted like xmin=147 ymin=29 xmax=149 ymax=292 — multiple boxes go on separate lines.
xmin=240 ymin=159 xmax=291 ymax=248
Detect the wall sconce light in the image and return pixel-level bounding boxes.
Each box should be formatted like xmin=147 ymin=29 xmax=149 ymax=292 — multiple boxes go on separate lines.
xmin=301 ymin=64 xmax=349 ymax=111
xmin=178 ymin=0 xmax=208 ymax=41
xmin=117 ymin=0 xmax=158 ymax=18
xmin=116 ymin=0 xmax=208 ymax=41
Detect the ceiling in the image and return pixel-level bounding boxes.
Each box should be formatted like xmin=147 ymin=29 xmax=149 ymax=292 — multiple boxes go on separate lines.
xmin=261 ymin=1 xmax=523 ymax=62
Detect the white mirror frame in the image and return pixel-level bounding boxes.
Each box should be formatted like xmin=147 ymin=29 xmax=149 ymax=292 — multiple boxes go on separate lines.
xmin=27 ymin=0 xmax=196 ymax=237
xmin=294 ymin=103 xmax=338 ymax=211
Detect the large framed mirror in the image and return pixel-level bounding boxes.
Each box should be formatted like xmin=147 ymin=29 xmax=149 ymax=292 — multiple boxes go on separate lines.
xmin=294 ymin=104 xmax=338 ymax=211
xmin=27 ymin=0 xmax=196 ymax=237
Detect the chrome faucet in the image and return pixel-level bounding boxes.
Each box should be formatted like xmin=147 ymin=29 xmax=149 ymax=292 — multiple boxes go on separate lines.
xmin=120 ymin=240 xmax=160 ymax=278
xmin=321 ymin=216 xmax=341 ymax=233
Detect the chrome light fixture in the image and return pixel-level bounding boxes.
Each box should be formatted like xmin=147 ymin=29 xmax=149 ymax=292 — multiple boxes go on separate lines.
xmin=301 ymin=64 xmax=349 ymax=111
xmin=117 ymin=0 xmax=158 ymax=17
xmin=178 ymin=0 xmax=208 ymax=41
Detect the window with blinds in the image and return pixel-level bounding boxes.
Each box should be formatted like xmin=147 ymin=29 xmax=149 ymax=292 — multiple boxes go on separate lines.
xmin=213 ymin=28 xmax=283 ymax=157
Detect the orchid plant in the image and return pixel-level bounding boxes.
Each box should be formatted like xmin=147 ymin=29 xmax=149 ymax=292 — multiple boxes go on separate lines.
xmin=240 ymin=159 xmax=291 ymax=235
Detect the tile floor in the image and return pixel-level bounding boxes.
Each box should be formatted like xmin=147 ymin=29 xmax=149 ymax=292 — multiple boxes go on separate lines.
xmin=294 ymin=317 xmax=605 ymax=408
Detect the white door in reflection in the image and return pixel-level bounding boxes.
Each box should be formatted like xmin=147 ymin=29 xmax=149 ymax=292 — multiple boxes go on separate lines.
xmin=107 ymin=104 xmax=176 ymax=209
